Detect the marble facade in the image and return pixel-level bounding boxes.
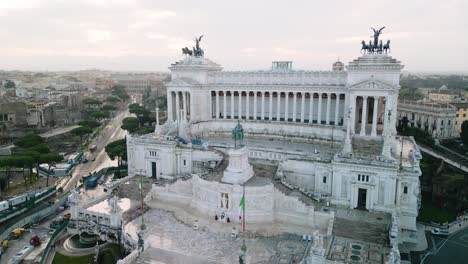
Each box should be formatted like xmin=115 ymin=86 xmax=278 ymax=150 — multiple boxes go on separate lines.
xmin=127 ymin=52 xmax=422 ymax=242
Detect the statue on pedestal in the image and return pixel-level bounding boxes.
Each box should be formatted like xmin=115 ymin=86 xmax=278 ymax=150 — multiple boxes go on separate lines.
xmin=232 ymin=120 xmax=244 ymax=149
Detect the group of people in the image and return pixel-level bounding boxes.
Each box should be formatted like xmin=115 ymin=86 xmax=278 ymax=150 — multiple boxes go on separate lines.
xmin=215 ymin=212 xmax=231 ymax=223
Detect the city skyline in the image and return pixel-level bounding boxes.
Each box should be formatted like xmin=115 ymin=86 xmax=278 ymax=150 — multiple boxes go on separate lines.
xmin=0 ymin=0 xmax=466 ymax=72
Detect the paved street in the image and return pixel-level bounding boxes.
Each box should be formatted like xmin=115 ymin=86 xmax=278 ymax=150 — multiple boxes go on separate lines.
xmin=60 ymin=110 xmax=129 ymax=192
xmin=412 ymin=227 xmax=468 ymax=264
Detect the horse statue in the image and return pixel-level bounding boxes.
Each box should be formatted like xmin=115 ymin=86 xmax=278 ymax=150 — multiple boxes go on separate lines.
xmin=383 ymin=40 xmax=391 ymax=54
xmin=361 ymin=40 xmax=369 ymax=54
xmin=378 ymin=40 xmax=383 ymax=54
xmin=182 ymin=47 xmax=192 ymax=56
xmin=232 ymin=120 xmax=244 ymax=149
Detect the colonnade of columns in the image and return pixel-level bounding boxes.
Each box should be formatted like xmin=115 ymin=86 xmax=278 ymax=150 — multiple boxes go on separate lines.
xmin=211 ymin=91 xmax=345 ymax=126
xmin=167 ymin=90 xmax=192 ymax=122
xmin=398 ymin=111 xmax=455 ymax=138
xmin=351 ymin=95 xmax=385 ymax=137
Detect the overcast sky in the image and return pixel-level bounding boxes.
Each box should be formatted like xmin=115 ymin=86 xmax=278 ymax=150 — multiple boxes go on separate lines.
xmin=0 ymin=0 xmax=466 ymax=72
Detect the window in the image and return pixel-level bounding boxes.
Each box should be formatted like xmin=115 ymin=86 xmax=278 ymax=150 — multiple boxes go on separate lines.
xmin=358 ymin=174 xmax=370 ymax=182
xmin=323 ymin=176 xmax=327 ymax=184
xmin=464 ymin=114 xmax=466 ymax=118
xmin=403 ymin=186 xmax=408 ymax=194
xmin=183 ymin=159 xmax=186 ymax=166
xmin=149 ymin=151 xmax=157 ymax=157
xmin=457 ymin=114 xmax=459 ymax=117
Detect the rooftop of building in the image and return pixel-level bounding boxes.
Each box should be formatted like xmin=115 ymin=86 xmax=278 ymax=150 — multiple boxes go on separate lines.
xmin=398 ymin=100 xmax=456 ymax=111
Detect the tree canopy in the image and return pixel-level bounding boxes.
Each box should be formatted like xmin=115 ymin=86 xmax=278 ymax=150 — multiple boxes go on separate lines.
xmin=106 ymin=96 xmax=120 ymax=103
xmin=14 ymin=134 xmax=45 ymax=149
xmin=101 ymin=104 xmax=117 ymax=111
xmin=88 ymin=109 xmax=110 ymax=120
xmin=121 ymin=117 xmax=140 ymax=133
xmin=111 ymin=84 xmax=130 ymax=101
xmin=82 ymin=98 xmax=103 ymax=105
xmin=71 ymin=126 xmax=93 ymax=146
xmin=3 ymin=80 xmax=16 ymax=89
xmin=105 ymin=139 xmax=127 ymax=163
xmin=79 ymin=119 xmax=101 ymax=129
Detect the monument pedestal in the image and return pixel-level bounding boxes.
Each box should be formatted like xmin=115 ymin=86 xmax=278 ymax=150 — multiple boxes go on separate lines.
xmin=222 ymin=146 xmax=254 ymax=185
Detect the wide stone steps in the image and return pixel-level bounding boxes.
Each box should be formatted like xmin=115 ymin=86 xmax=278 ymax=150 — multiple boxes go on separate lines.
xmin=332 ymin=217 xmax=389 ymax=245
xmin=352 ymin=138 xmax=383 ymax=157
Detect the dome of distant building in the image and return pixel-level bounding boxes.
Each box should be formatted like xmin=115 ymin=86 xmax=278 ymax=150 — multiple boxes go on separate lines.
xmin=332 ymin=60 xmax=344 ymax=71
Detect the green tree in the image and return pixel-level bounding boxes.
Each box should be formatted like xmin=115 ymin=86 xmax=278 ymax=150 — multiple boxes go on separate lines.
xmin=129 ymin=103 xmax=151 ymax=125
xmin=3 ymin=80 xmax=16 ymax=88
xmin=82 ymin=98 xmax=103 ymax=106
xmin=88 ymin=109 xmax=110 ymax=120
xmin=71 ymin=126 xmax=93 ymax=147
xmin=101 ymin=104 xmax=117 ymax=111
xmin=106 ymin=96 xmax=120 ymax=103
xmin=461 ymin=120 xmax=468 ymax=145
xmin=105 ymin=139 xmax=127 ymax=178
xmin=79 ymin=120 xmax=101 ymax=129
xmin=111 ymin=85 xmax=130 ymax=101
xmin=121 ymin=117 xmax=140 ymax=133
xmin=40 ymin=153 xmax=63 ymax=187
xmin=14 ymin=134 xmax=45 ymax=149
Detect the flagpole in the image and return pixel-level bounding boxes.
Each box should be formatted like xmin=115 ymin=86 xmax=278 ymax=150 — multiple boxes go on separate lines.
xmin=242 ymin=184 xmax=245 ymax=233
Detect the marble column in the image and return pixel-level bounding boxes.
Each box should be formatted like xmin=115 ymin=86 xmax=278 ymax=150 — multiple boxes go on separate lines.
xmin=254 ymin=92 xmax=258 ymax=120
xmin=350 ymin=95 xmax=356 ymax=135
xmin=300 ymin=92 xmax=305 ymax=123
xmin=261 ymin=91 xmax=265 ymax=120
xmin=246 ymin=92 xmax=250 ymax=120
xmin=326 ymin=93 xmax=331 ymax=125
xmin=189 ymin=92 xmax=194 ymax=121
xmin=360 ymin=96 xmax=368 ymax=136
xmin=167 ymin=91 xmax=173 ymax=122
xmin=230 ymin=91 xmax=234 ymax=119
xmin=285 ymin=93 xmax=289 ymax=121
xmin=269 ymin=92 xmax=273 ymax=120
xmin=292 ymin=92 xmax=297 ymax=122
xmin=215 ymin=91 xmax=220 ymax=119
xmin=238 ymin=92 xmax=242 ymax=119
xmin=309 ymin=93 xmax=314 ymax=123
xmin=175 ymin=91 xmax=180 ymax=121
xmin=371 ymin=96 xmax=378 ymax=136
xmin=223 ymin=91 xmax=227 ymax=119
xmin=334 ymin=93 xmax=340 ymax=125
xmin=317 ymin=93 xmax=322 ymax=124
xmin=276 ymin=92 xmax=281 ymax=121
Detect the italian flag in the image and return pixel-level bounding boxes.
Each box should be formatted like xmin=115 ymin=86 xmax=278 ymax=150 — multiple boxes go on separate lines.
xmin=238 ymin=194 xmax=245 ymax=220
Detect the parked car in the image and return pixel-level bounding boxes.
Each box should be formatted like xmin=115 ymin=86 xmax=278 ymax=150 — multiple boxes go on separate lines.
xmin=431 ymin=228 xmax=449 ymax=236
xmin=91 ymin=157 xmax=96 ymax=161
xmin=82 ymin=158 xmax=89 ymax=163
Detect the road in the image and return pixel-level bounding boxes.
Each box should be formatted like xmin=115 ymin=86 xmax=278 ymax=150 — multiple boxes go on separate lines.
xmin=61 ymin=110 xmax=129 ymax=192
xmin=412 ymin=227 xmax=468 ymax=264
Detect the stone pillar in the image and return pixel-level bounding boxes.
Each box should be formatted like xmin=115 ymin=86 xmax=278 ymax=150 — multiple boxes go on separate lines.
xmin=175 ymin=91 xmax=180 ymax=121
xmin=261 ymin=91 xmax=265 ymax=120
xmin=309 ymin=93 xmax=314 ymax=123
xmin=276 ymin=92 xmax=281 ymax=121
xmin=317 ymin=93 xmax=322 ymax=124
xmin=246 ymin=92 xmax=250 ymax=120
xmin=167 ymin=90 xmax=173 ymax=122
xmin=223 ymin=91 xmax=227 ymax=119
xmin=301 ymin=92 xmax=305 ymax=123
xmin=371 ymin=96 xmax=379 ymax=136
xmin=189 ymin=92 xmax=195 ymax=122
xmin=285 ymin=93 xmax=289 ymax=121
xmin=230 ymin=91 xmax=235 ymax=119
xmin=334 ymin=93 xmax=340 ymax=125
xmin=292 ymin=92 xmax=297 ymax=122
xmin=360 ymin=96 xmax=368 ymax=136
xmin=238 ymin=91 xmax=242 ymax=119
xmin=215 ymin=91 xmax=220 ymax=119
xmin=326 ymin=93 xmax=331 ymax=125
xmin=350 ymin=95 xmax=356 ymax=135
xmin=254 ymin=92 xmax=258 ymax=120
xmin=182 ymin=91 xmax=187 ymax=121
xmin=269 ymin=92 xmax=273 ymax=120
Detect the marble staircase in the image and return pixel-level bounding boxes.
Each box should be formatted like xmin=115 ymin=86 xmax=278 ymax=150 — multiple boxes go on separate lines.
xmin=332 ymin=216 xmax=390 ymax=245
xmin=352 ymin=138 xmax=383 ymax=158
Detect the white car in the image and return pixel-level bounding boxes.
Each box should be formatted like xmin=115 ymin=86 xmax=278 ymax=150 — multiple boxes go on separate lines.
xmin=431 ymin=228 xmax=449 ymax=236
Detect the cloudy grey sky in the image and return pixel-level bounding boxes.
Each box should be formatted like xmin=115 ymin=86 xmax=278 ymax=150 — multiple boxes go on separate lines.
xmin=0 ymin=0 xmax=466 ymax=72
